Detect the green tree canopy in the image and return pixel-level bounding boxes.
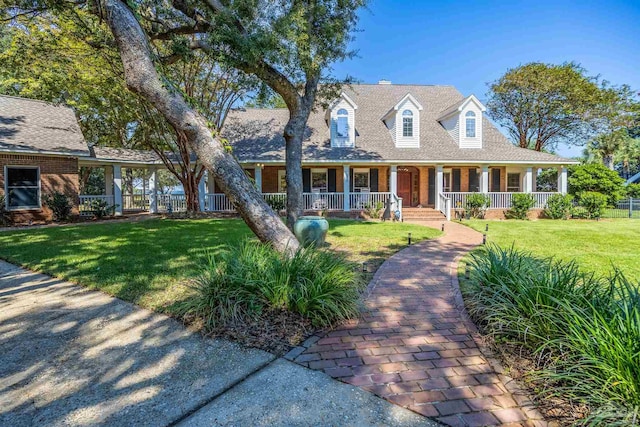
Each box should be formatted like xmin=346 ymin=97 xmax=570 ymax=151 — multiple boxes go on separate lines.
xmin=487 ymin=62 xmax=635 ymax=152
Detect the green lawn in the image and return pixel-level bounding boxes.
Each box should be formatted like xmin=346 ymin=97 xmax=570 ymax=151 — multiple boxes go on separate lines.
xmin=462 ymin=219 xmax=640 ymax=280
xmin=0 ymin=218 xmax=440 ymax=314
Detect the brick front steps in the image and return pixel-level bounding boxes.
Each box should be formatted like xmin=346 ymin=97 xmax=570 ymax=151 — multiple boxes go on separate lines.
xmin=287 ymin=222 xmax=546 ymax=427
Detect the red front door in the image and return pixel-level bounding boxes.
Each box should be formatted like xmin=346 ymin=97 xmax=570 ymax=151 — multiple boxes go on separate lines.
xmin=398 ymin=171 xmax=412 ymax=207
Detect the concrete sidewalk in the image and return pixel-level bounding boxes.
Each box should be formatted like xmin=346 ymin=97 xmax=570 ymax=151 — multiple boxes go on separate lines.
xmin=0 ymin=261 xmax=439 ymax=427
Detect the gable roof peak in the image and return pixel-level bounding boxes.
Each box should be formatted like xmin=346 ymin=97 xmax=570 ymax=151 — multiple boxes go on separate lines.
xmin=437 ymin=94 xmax=486 ymax=121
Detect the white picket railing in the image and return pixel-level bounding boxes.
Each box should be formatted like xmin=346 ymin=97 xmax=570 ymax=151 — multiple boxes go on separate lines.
xmin=158 ymin=194 xmax=187 ymax=213
xmin=349 ymin=192 xmax=392 ymax=211
xmin=78 ymin=195 xmax=115 ymax=216
xmin=438 ymin=193 xmax=451 ymax=221
xmin=206 ymin=193 xmax=235 ymax=212
xmin=122 ymin=194 xmax=149 ymax=211
xmin=443 ymin=192 xmax=559 ymax=210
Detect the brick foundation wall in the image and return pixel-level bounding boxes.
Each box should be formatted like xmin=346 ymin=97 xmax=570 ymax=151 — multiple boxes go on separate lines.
xmin=0 ymin=154 xmax=79 ymax=223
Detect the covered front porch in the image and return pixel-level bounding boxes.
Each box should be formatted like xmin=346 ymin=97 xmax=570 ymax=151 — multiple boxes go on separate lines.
xmin=77 ymin=158 xmax=569 ymax=221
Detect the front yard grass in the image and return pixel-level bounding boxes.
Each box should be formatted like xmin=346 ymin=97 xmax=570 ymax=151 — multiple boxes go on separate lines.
xmin=0 ymin=218 xmax=440 ymax=315
xmin=462 ymin=219 xmax=640 ymax=280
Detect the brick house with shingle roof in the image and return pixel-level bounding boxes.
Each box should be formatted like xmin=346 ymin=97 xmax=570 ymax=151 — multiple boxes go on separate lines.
xmin=223 ymin=83 xmax=577 ymax=218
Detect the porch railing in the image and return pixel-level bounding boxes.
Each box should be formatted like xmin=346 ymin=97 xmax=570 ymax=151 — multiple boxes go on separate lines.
xmin=122 ymin=194 xmax=149 ymax=211
xmin=438 ymin=193 xmax=451 ymax=221
xmin=349 ymin=192 xmax=392 ymax=211
xmin=158 ymin=194 xmax=187 ymax=213
xmin=78 ymin=195 xmax=115 ymax=216
xmin=443 ymin=192 xmax=559 ymax=210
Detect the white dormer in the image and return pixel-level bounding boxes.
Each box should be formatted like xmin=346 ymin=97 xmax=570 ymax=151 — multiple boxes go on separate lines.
xmin=328 ymin=93 xmax=358 ymax=148
xmin=438 ymin=94 xmax=486 ymax=149
xmin=382 ymin=93 xmax=423 ymax=148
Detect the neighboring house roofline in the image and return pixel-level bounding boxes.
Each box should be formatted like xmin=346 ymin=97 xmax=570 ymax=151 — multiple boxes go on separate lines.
xmin=0 ymin=147 xmax=91 ymax=158
xmin=626 ymin=171 xmax=640 ymax=185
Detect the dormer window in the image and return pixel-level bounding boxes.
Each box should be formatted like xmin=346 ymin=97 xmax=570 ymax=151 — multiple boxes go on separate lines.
xmin=336 ymin=108 xmax=349 ymax=137
xmin=465 ymin=111 xmax=476 ymax=138
xmin=402 ymin=110 xmax=413 ymax=137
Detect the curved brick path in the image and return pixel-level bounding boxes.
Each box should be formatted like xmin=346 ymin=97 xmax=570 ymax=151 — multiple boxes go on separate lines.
xmin=290 ymin=222 xmax=546 ymax=427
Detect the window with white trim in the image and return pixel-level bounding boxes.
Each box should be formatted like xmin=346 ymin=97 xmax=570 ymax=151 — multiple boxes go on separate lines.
xmin=402 ymin=110 xmax=413 ymax=137
xmin=278 ymin=170 xmax=287 ymax=193
xmin=353 ymin=168 xmax=370 ymax=192
xmin=507 ymin=173 xmax=521 ymax=192
xmin=465 ymin=111 xmax=476 ymax=138
xmin=5 ymin=166 xmax=40 ymax=210
xmin=311 ymin=168 xmax=328 ymax=193
xmin=336 ymin=108 xmax=349 ymax=138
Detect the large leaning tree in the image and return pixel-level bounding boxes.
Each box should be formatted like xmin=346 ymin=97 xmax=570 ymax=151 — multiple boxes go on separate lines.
xmin=3 ymin=0 xmax=366 ymax=254
xmin=487 ymin=62 xmax=635 ymax=152
xmin=0 ymin=13 xmax=250 ymax=212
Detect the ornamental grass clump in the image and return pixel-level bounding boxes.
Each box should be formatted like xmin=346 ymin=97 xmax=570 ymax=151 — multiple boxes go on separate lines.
xmin=464 ymin=245 xmax=640 ymax=425
xmin=177 ymin=240 xmax=363 ymax=329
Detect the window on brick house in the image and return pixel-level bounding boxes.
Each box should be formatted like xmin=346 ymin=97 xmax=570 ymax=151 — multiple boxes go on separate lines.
xmin=5 ymin=166 xmax=40 ymax=209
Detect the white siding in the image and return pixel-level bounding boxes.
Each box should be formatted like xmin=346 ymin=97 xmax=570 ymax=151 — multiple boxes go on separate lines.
xmin=386 ymin=115 xmax=396 ymax=144
xmin=330 ymin=98 xmax=355 ymax=148
xmin=395 ymin=98 xmax=420 ymax=148
xmin=441 ymin=115 xmax=459 ymax=143
xmin=459 ymin=104 xmax=482 ymax=149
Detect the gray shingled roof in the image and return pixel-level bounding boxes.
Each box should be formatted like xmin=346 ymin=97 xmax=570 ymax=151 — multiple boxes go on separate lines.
xmin=224 ymin=84 xmax=576 ymax=165
xmin=0 ymin=95 xmax=89 ymax=156
xmin=89 ymin=146 xmax=163 ymax=164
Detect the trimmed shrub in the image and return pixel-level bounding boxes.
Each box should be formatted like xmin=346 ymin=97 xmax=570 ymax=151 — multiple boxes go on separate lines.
xmin=578 ymin=191 xmax=608 ymax=219
xmin=0 ymin=195 xmax=10 ymax=226
xmin=364 ymin=201 xmax=384 ymax=219
xmin=264 ymin=195 xmax=286 ymax=212
xmin=544 ymin=193 xmax=573 ymax=219
xmin=90 ymin=199 xmax=116 ymax=218
xmin=568 ymin=163 xmax=626 ymax=205
xmin=177 ymin=240 xmax=364 ymax=328
xmin=626 ymin=183 xmax=640 ymax=199
xmin=464 ymin=246 xmax=640 ymax=424
xmin=505 ymin=193 xmax=535 ymax=219
xmin=464 ymin=193 xmax=491 ymax=219
xmin=43 ymin=192 xmax=72 ymax=222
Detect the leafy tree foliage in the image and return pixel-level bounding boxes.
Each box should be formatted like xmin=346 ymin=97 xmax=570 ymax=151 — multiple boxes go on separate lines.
xmin=487 ymin=62 xmax=635 ymax=152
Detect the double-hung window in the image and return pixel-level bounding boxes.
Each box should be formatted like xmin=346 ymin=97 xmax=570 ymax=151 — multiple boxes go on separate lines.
xmin=353 ymin=168 xmax=370 ymax=192
xmin=311 ymin=168 xmax=328 ymax=193
xmin=465 ymin=111 xmax=476 ymax=138
xmin=507 ymin=173 xmax=521 ymax=192
xmin=336 ymin=109 xmax=349 ymax=138
xmin=5 ymin=166 xmax=40 ymax=210
xmin=402 ymin=110 xmax=413 ymax=137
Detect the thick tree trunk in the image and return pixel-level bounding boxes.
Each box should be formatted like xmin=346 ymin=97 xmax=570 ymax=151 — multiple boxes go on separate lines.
xmin=283 ymin=114 xmax=308 ymax=228
xmin=603 ymin=154 xmax=615 ymax=170
xmin=103 ymin=0 xmax=299 ymax=254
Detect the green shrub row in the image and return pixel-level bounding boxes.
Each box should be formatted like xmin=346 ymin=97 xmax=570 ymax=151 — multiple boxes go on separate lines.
xmin=464 ymin=245 xmax=640 ymax=425
xmin=177 ymin=240 xmax=364 ymax=329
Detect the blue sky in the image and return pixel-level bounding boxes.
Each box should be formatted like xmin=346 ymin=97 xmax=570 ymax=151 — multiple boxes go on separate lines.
xmin=331 ymin=0 xmax=640 ymax=157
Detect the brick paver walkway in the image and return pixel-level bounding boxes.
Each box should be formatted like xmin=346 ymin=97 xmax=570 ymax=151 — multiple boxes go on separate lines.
xmin=290 ymin=221 xmax=546 ymax=427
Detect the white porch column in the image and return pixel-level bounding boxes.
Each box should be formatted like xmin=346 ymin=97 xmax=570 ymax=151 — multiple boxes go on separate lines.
xmin=343 ymin=164 xmax=350 ymax=211
xmin=148 ymin=168 xmax=158 ymax=214
xmin=524 ymin=167 xmax=533 ymax=193
xmin=198 ymin=177 xmax=206 ymax=212
xmin=558 ymin=166 xmax=568 ymax=194
xmin=113 ymin=164 xmax=123 ymax=216
xmin=104 ymin=166 xmax=113 ymax=196
xmin=254 ymin=165 xmax=263 ymax=192
xmin=390 ymin=165 xmax=398 ymax=211
xmin=532 ymin=169 xmax=538 ymax=192
xmin=435 ymin=165 xmax=443 ymax=210
xmin=480 ymin=166 xmax=490 ymax=193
